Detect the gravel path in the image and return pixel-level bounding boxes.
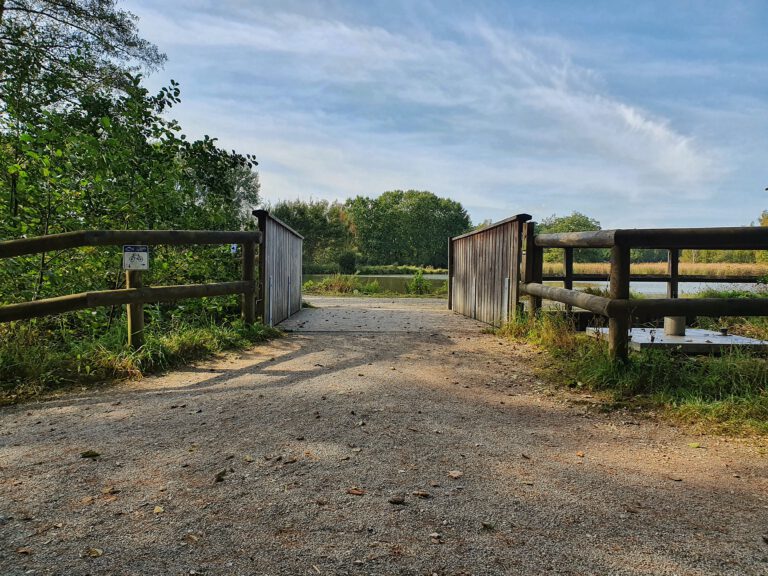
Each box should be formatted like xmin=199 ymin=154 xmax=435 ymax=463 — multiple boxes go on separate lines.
xmin=1 ymin=297 xmax=767 ymax=575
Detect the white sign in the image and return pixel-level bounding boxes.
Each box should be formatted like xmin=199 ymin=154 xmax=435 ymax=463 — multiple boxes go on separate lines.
xmin=123 ymin=245 xmax=149 ymax=270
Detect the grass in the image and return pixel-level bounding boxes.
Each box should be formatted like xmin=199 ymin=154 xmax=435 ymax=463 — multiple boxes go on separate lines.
xmin=355 ymin=264 xmax=448 ymax=275
xmin=0 ymin=314 xmax=280 ymax=405
xmin=543 ymin=261 xmax=768 ymax=277
xmin=498 ymin=312 xmax=768 ymax=436
xmin=302 ymin=273 xmax=448 ymax=298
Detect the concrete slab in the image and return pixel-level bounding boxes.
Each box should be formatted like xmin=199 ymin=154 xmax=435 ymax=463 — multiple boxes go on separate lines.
xmin=588 ymin=326 xmax=768 ymax=354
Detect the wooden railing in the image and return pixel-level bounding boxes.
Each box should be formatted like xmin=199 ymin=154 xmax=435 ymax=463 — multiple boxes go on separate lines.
xmin=520 ymin=224 xmax=768 ymax=359
xmin=0 ymin=230 xmax=262 ymax=348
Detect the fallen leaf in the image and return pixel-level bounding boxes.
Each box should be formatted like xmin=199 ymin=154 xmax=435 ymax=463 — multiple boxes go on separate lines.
xmin=521 ymin=453 xmax=531 ymax=460
xmin=346 ymin=488 xmax=366 ymax=496
xmin=80 ymin=450 xmax=100 ymax=459
xmin=447 ymin=470 xmax=463 ymax=479
xmin=576 ymin=451 xmax=585 ymax=458
xmin=481 ymin=521 xmax=495 ymax=530
xmin=101 ymin=485 xmax=119 ymax=495
xmin=412 ymin=490 xmax=432 ymax=499
xmin=153 ymin=506 xmax=164 ymax=514
xmin=668 ymin=475 xmax=683 ymax=482
xmin=16 ymin=547 xmax=32 ymax=555
xmin=214 ymin=469 xmax=227 ymax=482
xmin=688 ymin=442 xmax=702 ymax=449
xmin=243 ymin=455 xmax=254 ymax=463
xmin=388 ymin=496 xmax=407 ymax=505
xmin=86 ymin=548 xmax=103 ymax=558
xmin=80 ymin=496 xmax=95 ymax=505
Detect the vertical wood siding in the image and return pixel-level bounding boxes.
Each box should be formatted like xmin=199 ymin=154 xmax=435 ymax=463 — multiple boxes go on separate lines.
xmin=449 ymin=214 xmax=530 ymax=326
xmin=254 ymin=210 xmax=303 ymax=326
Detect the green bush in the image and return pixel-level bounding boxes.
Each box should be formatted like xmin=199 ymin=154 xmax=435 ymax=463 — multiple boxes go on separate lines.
xmin=337 ymin=251 xmax=357 ymax=274
xmin=406 ymin=270 xmax=432 ymax=294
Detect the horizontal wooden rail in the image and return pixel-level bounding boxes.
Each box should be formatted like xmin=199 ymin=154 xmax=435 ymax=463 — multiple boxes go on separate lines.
xmin=542 ymin=274 xmax=761 ymax=284
xmin=0 ymin=230 xmax=262 ymax=259
xmin=520 ymin=283 xmax=614 ymax=316
xmin=0 ymin=281 xmax=252 ymax=323
xmin=621 ymin=297 xmax=768 ymax=321
xmin=536 ymin=226 xmax=768 ymax=250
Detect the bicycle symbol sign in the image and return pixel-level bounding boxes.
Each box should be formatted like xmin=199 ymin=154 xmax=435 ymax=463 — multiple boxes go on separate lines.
xmin=123 ymin=245 xmax=149 ymax=270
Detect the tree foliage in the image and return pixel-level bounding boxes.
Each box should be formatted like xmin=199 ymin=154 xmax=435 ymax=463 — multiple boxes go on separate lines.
xmin=0 ymin=1 xmax=260 ymax=313
xmin=345 ymin=190 xmax=471 ymax=268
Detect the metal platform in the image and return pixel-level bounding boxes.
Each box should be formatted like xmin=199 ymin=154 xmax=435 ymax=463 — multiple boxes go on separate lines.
xmin=587 ymin=327 xmax=768 ymax=354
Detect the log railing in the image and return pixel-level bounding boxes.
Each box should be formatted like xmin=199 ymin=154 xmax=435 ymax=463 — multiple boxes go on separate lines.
xmin=520 ymin=224 xmax=768 ymax=359
xmin=0 ymin=230 xmax=262 ymax=348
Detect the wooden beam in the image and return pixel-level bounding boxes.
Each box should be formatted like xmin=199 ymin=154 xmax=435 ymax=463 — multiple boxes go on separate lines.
xmin=0 ymin=282 xmax=253 ymax=323
xmin=667 ymin=248 xmax=679 ymax=299
xmin=0 ymin=230 xmax=262 ymax=259
xmin=241 ymin=241 xmax=256 ymax=324
xmin=126 ymin=270 xmax=144 ymax=349
xmin=520 ymin=283 xmax=613 ymax=316
xmin=609 ymin=245 xmax=631 ymax=360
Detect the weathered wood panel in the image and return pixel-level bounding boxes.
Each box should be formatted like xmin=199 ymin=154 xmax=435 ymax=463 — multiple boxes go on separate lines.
xmin=254 ymin=210 xmax=303 ymax=326
xmin=449 ymin=214 xmax=530 ymax=326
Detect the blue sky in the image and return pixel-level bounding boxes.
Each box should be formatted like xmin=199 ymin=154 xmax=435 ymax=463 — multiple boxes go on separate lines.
xmin=123 ymin=0 xmax=768 ymax=228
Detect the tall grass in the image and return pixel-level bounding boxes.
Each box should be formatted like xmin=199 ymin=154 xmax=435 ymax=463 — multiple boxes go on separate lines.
xmin=302 ymin=274 xmax=382 ymax=295
xmin=499 ymin=313 xmax=768 ymax=435
xmin=0 ymin=315 xmax=280 ymax=404
xmin=543 ymin=262 xmax=768 ymax=277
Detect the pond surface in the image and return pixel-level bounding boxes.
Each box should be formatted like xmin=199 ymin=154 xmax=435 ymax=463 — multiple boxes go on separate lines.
xmin=304 ymin=274 xmax=761 ymax=297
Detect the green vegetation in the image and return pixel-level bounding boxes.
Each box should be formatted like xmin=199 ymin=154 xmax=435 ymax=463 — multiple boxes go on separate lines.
xmin=272 ymin=191 xmax=471 ymax=272
xmin=357 ymin=264 xmax=448 ymax=275
xmin=302 ymin=273 xmax=447 ymax=297
xmin=0 ymin=2 xmax=272 ymax=400
xmin=0 ymin=301 xmax=280 ymax=404
xmin=500 ymin=313 xmax=768 ymax=436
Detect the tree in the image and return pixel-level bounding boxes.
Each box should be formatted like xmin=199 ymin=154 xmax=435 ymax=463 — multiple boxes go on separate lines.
xmin=537 ymin=212 xmax=607 ymax=263
xmin=345 ymin=190 xmax=471 ymax=267
xmin=270 ymin=199 xmax=352 ymax=269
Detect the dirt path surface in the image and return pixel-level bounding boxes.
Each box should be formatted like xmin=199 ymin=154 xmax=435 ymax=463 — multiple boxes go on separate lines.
xmin=2 ymin=297 xmax=767 ymax=575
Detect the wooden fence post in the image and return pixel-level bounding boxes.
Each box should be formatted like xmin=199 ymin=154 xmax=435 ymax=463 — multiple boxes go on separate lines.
xmin=126 ymin=270 xmax=144 ymax=349
xmin=447 ymin=237 xmax=454 ymax=310
xmin=241 ymin=240 xmax=256 ymax=325
xmin=523 ymin=221 xmax=542 ymax=315
xmin=609 ymin=244 xmax=631 ymax=360
xmin=256 ymin=211 xmax=268 ymax=324
xmin=510 ymin=220 xmax=523 ymax=319
xmin=667 ymin=248 xmax=679 ymax=299
xmin=564 ymin=247 xmax=574 ymax=312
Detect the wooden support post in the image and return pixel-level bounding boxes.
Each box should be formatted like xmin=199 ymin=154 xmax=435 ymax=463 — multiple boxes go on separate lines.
xmin=256 ymin=211 xmax=268 ymax=323
xmin=523 ymin=222 xmax=542 ymax=315
xmin=609 ymin=244 xmax=631 ymax=360
xmin=510 ymin=220 xmax=523 ymax=319
xmin=241 ymin=240 xmax=256 ymax=325
xmin=126 ymin=270 xmax=144 ymax=349
xmin=447 ymin=237 xmax=454 ymax=310
xmin=667 ymin=248 xmax=679 ymax=299
xmin=564 ymin=247 xmax=574 ymax=312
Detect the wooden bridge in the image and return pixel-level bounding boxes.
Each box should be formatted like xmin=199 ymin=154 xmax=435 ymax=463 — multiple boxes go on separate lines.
xmin=449 ymin=215 xmax=768 ymax=359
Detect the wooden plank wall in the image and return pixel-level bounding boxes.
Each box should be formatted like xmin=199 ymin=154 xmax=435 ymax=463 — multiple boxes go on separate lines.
xmin=255 ymin=211 xmax=303 ymax=326
xmin=450 ymin=222 xmax=513 ymax=326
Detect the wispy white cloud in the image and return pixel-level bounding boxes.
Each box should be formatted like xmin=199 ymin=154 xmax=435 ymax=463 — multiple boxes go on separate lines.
xmin=124 ymin=0 xmax=761 ymax=227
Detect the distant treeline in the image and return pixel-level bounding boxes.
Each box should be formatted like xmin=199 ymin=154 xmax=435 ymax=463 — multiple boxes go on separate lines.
xmin=270 ymin=191 xmax=472 ymax=272
xmin=272 ymin=201 xmax=768 ymax=272
xmin=535 ymin=212 xmax=768 ymax=264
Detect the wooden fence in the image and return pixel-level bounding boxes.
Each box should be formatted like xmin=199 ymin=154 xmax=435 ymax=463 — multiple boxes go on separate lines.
xmin=448 ymin=214 xmax=530 ymax=325
xmin=451 ymin=218 xmax=768 ymax=359
xmin=523 ymin=225 xmax=768 ymax=359
xmin=0 ymin=230 xmax=262 ymax=348
xmin=254 ymin=210 xmax=303 ymax=326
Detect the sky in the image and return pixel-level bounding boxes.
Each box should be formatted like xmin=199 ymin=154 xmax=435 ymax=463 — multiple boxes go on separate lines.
xmin=122 ymin=0 xmax=768 ymax=229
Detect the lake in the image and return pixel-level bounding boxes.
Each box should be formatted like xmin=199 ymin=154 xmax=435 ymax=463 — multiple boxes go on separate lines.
xmin=303 ymin=274 xmax=760 ymax=297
